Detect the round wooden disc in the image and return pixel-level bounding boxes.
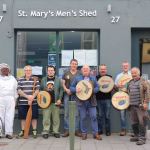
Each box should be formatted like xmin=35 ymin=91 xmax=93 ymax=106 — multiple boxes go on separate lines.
xmin=118 ymin=74 xmax=132 ymax=92
xmin=98 ymin=76 xmax=114 ymax=93
xmin=76 ymin=80 xmax=93 ymax=101
xmin=37 ymin=91 xmax=51 ymax=109
xmin=112 ymin=91 xmax=129 ymax=110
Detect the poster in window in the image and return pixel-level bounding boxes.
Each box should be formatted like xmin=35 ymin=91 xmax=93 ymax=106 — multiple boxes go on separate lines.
xmin=86 ymin=50 xmax=97 ymax=66
xmin=61 ymin=50 xmax=73 ymax=66
xmin=74 ymin=50 xmax=86 ymax=66
xmin=48 ymin=53 xmax=57 ymax=66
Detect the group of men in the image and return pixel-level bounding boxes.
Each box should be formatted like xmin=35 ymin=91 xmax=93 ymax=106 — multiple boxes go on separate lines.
xmin=0 ymin=60 xmax=149 ymax=145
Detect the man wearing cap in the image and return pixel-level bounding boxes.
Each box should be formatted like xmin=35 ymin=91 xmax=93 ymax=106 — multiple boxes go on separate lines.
xmin=115 ymin=61 xmax=131 ymax=136
xmin=17 ymin=65 xmax=40 ymax=138
xmin=96 ymin=64 xmax=113 ymax=136
xmin=70 ymin=64 xmax=102 ymax=140
xmin=62 ymin=59 xmax=81 ymax=137
xmin=0 ymin=63 xmax=18 ymax=139
xmin=41 ymin=65 xmax=63 ymax=139
xmin=127 ymin=67 xmax=150 ymax=145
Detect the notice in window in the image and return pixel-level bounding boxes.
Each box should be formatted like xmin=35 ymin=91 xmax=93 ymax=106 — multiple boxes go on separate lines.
xmin=32 ymin=66 xmax=43 ymax=75
xmin=85 ymin=50 xmax=97 ymax=66
xmin=61 ymin=50 xmax=73 ymax=66
xmin=74 ymin=49 xmax=97 ymax=66
xmin=74 ymin=50 xmax=86 ymax=66
xmin=17 ymin=68 xmax=24 ymax=78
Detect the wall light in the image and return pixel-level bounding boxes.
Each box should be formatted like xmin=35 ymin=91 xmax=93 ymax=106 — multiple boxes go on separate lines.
xmin=107 ymin=4 xmax=111 ymax=13
xmin=2 ymin=4 xmax=7 ymax=13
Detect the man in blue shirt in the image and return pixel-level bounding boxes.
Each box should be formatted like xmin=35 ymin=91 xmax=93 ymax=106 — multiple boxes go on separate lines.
xmin=70 ymin=64 xmax=101 ymax=140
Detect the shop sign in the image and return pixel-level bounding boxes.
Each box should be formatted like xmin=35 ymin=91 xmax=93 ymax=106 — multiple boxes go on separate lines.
xmin=17 ymin=9 xmax=97 ymax=18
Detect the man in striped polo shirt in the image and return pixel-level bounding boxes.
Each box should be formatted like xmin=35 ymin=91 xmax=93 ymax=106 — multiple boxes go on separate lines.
xmin=17 ymin=65 xmax=40 ymax=138
xmin=127 ymin=67 xmax=150 ymax=145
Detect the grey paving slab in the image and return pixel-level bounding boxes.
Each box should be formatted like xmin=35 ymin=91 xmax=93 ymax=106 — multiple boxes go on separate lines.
xmin=0 ymin=134 xmax=150 ymax=150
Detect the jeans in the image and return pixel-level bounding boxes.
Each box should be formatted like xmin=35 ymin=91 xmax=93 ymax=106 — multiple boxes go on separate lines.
xmin=78 ymin=101 xmax=98 ymax=135
xmin=97 ymin=99 xmax=111 ymax=133
xmin=64 ymin=94 xmax=79 ymax=131
xmin=120 ymin=109 xmax=126 ymax=130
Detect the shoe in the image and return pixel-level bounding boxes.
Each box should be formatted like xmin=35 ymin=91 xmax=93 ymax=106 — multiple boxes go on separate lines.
xmin=42 ymin=134 xmax=49 ymax=139
xmin=136 ymin=139 xmax=145 ymax=145
xmin=98 ymin=131 xmax=103 ymax=135
xmin=93 ymin=133 xmax=102 ymax=140
xmin=120 ymin=129 xmax=126 ymax=136
xmin=130 ymin=137 xmax=138 ymax=142
xmin=106 ymin=132 xmax=111 ymax=136
xmin=62 ymin=131 xmax=69 ymax=137
xmin=16 ymin=130 xmax=24 ymax=139
xmin=82 ymin=134 xmax=87 ymax=140
xmin=32 ymin=129 xmax=37 ymax=138
xmin=130 ymin=133 xmax=135 ymax=137
xmin=6 ymin=134 xmax=13 ymax=139
xmin=54 ymin=133 xmax=60 ymax=138
xmin=75 ymin=131 xmax=82 ymax=137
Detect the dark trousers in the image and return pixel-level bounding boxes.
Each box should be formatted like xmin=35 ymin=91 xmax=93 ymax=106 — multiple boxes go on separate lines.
xmin=97 ymin=99 xmax=111 ymax=133
xmin=129 ymin=105 xmax=149 ymax=141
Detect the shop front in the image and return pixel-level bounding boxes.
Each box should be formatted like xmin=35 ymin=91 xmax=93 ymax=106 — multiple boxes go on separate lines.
xmin=0 ymin=0 xmax=150 ymax=132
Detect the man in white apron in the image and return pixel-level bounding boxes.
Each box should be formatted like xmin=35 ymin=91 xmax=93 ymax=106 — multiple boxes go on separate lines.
xmin=0 ymin=63 xmax=18 ymax=139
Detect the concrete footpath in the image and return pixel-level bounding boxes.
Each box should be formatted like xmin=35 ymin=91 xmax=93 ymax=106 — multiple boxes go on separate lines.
xmin=0 ymin=133 xmax=150 ymax=150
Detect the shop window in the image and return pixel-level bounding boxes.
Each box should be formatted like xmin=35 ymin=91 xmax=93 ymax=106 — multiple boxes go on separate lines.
xmin=140 ymin=39 xmax=150 ymax=80
xmin=16 ymin=31 xmax=56 ymax=78
xmin=16 ymin=30 xmax=99 ymax=78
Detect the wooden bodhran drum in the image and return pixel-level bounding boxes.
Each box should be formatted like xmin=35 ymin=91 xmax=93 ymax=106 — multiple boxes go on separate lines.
xmin=112 ymin=91 xmax=129 ymax=110
xmin=37 ymin=91 xmax=51 ymax=109
xmin=98 ymin=76 xmax=114 ymax=93
xmin=118 ymin=74 xmax=132 ymax=92
xmin=76 ymin=80 xmax=93 ymax=101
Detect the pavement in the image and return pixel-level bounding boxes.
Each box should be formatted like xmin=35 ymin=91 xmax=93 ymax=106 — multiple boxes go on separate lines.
xmin=0 ymin=133 xmax=150 ymax=150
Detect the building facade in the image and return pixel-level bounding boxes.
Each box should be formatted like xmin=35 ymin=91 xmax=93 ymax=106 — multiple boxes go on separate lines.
xmin=0 ymin=0 xmax=150 ymax=132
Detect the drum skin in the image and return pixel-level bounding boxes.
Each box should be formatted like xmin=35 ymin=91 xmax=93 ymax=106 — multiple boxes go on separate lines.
xmin=118 ymin=74 xmax=132 ymax=92
xmin=37 ymin=91 xmax=51 ymax=109
xmin=98 ymin=76 xmax=114 ymax=93
xmin=76 ymin=80 xmax=93 ymax=101
xmin=112 ymin=91 xmax=129 ymax=110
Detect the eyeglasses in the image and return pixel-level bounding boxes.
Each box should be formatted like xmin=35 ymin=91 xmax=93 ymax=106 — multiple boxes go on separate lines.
xmin=25 ymin=70 xmax=32 ymax=71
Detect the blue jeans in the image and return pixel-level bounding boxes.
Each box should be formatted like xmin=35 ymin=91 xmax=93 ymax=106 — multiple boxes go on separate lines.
xmin=64 ymin=94 xmax=79 ymax=130
xmin=97 ymin=99 xmax=111 ymax=133
xmin=120 ymin=110 xmax=126 ymax=130
xmin=78 ymin=101 xmax=98 ymax=135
